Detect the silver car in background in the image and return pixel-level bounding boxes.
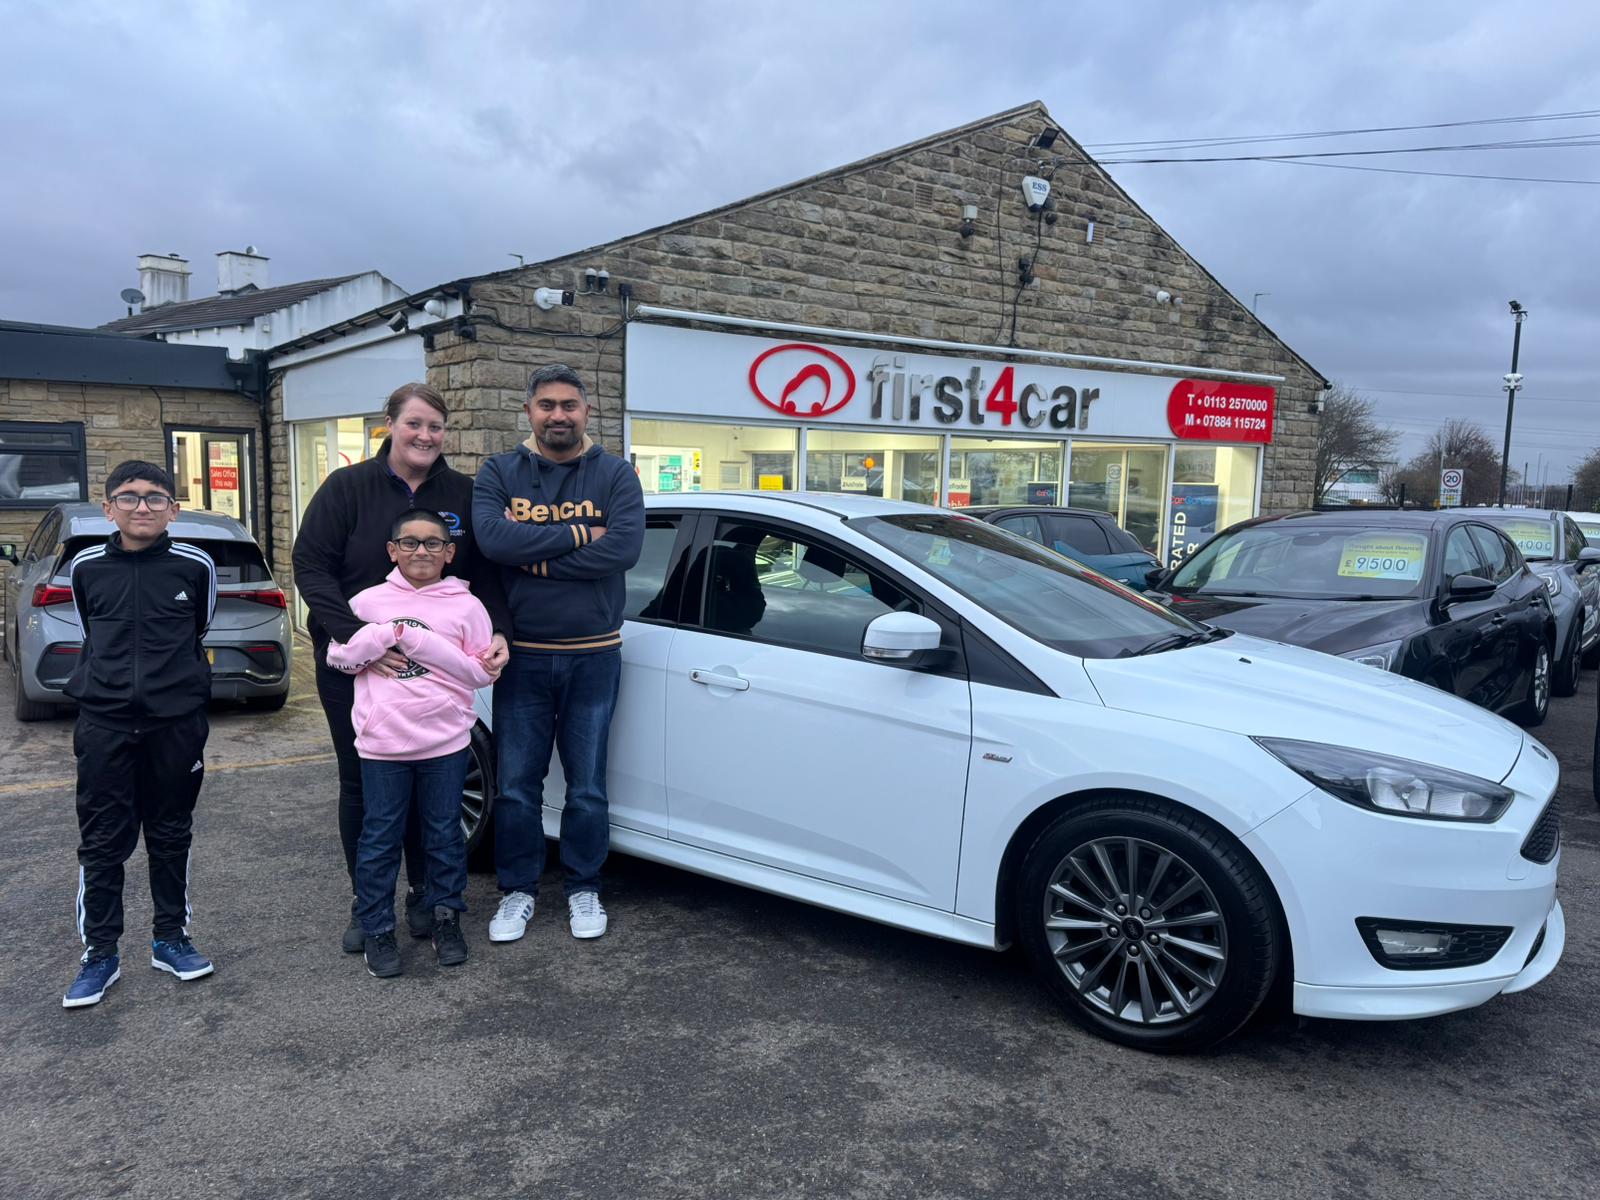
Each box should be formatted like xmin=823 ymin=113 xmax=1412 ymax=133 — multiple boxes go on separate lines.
xmin=2 ymin=505 xmax=291 ymax=720
xmin=1476 ymin=509 xmax=1600 ymax=695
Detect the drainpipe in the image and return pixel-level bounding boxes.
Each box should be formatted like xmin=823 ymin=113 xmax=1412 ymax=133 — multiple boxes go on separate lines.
xmin=228 ymin=350 xmax=274 ymax=566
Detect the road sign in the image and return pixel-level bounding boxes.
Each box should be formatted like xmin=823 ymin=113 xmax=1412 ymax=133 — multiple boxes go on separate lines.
xmin=1440 ymin=468 xmax=1464 ymax=507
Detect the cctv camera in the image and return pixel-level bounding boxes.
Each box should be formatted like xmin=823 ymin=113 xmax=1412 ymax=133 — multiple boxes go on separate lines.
xmin=387 ymin=311 xmax=408 ymax=333
xmin=1155 ymin=289 xmax=1172 ymax=305
xmin=1509 ymin=299 xmax=1523 ymax=313
xmin=1504 ymin=372 xmax=1524 ymax=385
xmin=534 ymin=287 xmax=576 ymax=311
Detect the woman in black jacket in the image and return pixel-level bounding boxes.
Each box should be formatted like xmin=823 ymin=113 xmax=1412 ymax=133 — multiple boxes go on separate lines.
xmin=292 ymin=382 xmax=511 ymax=953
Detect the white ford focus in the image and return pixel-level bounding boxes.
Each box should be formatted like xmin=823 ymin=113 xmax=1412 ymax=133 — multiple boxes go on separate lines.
xmin=476 ymin=492 xmax=1563 ymax=1052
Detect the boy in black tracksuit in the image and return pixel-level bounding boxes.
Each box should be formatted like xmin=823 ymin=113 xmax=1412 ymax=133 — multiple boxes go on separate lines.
xmin=61 ymin=461 xmax=219 ymax=1008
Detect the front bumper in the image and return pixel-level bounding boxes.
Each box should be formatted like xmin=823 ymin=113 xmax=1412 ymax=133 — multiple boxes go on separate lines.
xmin=1245 ymin=734 xmax=1561 ymax=1022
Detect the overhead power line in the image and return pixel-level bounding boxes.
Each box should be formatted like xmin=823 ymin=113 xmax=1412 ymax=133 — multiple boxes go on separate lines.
xmin=1273 ymin=159 xmax=1600 ymax=185
xmin=1082 ymin=109 xmax=1600 ymax=153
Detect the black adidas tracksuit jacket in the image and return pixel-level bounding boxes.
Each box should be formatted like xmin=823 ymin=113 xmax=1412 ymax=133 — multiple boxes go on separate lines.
xmin=65 ymin=532 xmax=218 ymax=949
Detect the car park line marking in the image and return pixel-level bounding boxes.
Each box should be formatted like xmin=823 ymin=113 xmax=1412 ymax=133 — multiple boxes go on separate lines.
xmin=0 ymin=752 xmax=335 ymax=796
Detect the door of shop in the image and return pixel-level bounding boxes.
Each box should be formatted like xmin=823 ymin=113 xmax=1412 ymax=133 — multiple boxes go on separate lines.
xmin=168 ymin=428 xmax=254 ymax=534
xmin=1068 ymin=444 xmax=1167 ymax=554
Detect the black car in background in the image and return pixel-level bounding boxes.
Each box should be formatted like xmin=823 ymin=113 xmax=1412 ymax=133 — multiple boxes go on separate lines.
xmin=963 ymin=506 xmax=1162 ymax=590
xmin=1148 ymin=509 xmax=1555 ymax=726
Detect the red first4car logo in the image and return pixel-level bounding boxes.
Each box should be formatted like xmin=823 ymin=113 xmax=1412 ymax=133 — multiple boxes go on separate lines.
xmin=748 ymin=343 xmax=857 ymax=418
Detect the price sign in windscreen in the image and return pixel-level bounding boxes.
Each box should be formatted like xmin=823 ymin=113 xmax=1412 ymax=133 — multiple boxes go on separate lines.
xmin=1337 ymin=533 xmax=1427 ymax=581
xmin=1495 ymin=520 xmax=1556 ymax=559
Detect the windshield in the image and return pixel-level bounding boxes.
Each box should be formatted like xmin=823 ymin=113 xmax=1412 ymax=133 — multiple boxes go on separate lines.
xmin=1477 ymin=515 xmax=1557 ymax=561
xmin=854 ymin=513 xmax=1207 ymax=658
xmin=1168 ymin=524 xmax=1432 ymax=599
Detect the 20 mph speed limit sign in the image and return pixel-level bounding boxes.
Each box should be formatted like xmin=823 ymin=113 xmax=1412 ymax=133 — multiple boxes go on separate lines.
xmin=1440 ymin=468 xmax=1464 ymax=507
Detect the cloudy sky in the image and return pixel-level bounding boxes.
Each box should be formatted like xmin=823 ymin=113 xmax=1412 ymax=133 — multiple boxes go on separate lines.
xmin=5 ymin=1 xmax=1597 ymax=482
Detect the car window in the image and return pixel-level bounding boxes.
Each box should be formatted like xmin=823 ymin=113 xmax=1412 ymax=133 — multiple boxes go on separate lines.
xmin=24 ymin=511 xmax=61 ymax=562
xmin=1481 ymin=516 xmax=1556 ymax=562
xmin=59 ymin=535 xmax=271 ymax=584
xmin=856 ymin=512 xmax=1202 ymax=659
xmin=994 ymin=514 xmax=1044 ymax=544
xmin=1044 ymin=515 xmax=1113 ymax=556
xmin=1564 ymin=517 xmax=1586 ymax=562
xmin=1467 ymin=526 xmax=1517 ymax=585
xmin=623 ymin=516 xmax=687 ymax=623
xmin=1169 ymin=524 xmax=1431 ymax=599
xmin=1443 ymin=526 xmax=1486 ymax=583
xmin=693 ymin=519 xmax=916 ymax=656
xmin=1102 ymin=521 xmax=1145 ymax=555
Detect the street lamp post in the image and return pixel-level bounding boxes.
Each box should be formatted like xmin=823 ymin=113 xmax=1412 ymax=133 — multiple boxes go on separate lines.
xmin=1497 ymin=300 xmax=1527 ymax=508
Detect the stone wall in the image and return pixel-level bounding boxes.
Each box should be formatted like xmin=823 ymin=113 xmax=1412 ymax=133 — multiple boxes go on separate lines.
xmin=1 ymin=377 xmax=262 ymax=604
xmin=422 ymin=102 xmax=1321 ymax=507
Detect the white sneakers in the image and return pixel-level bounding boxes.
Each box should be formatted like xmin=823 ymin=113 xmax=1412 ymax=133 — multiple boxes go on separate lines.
xmin=488 ymin=891 xmax=535 ymax=942
xmin=568 ymin=891 xmax=608 ymax=939
xmin=488 ymin=889 xmax=608 ymax=940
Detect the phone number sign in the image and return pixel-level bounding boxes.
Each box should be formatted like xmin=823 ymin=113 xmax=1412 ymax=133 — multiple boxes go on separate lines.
xmin=1166 ymin=380 xmax=1277 ymax=444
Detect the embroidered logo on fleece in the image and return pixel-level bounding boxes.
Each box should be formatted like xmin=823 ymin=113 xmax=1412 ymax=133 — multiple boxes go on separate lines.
xmin=393 ymin=616 xmax=432 ymax=680
xmin=508 ymin=498 xmax=603 ymax=523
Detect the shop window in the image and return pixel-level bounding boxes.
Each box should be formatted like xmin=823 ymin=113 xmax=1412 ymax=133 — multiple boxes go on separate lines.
xmin=630 ymin=419 xmax=798 ymax=494
xmin=168 ymin=428 xmax=254 ymax=532
xmin=0 ymin=421 xmax=87 ymax=508
xmin=949 ymin=438 xmax=1062 ymax=508
xmin=806 ymin=428 xmax=941 ymax=504
xmin=1165 ymin=444 xmax=1260 ymax=570
xmin=1069 ymin=443 xmax=1167 ymax=554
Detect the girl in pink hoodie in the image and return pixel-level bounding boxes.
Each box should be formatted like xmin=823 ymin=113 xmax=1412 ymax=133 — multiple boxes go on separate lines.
xmin=326 ymin=510 xmax=496 ymax=978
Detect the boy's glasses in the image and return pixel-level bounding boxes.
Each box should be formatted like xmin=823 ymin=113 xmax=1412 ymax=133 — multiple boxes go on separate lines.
xmin=393 ymin=537 xmax=448 ymax=553
xmin=110 ymin=493 xmax=173 ymax=511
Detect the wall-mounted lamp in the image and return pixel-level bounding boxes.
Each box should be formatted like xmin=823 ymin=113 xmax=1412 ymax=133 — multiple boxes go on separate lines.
xmin=959 ymin=204 xmax=978 ymax=240
xmin=1035 ymin=128 xmax=1060 ymax=149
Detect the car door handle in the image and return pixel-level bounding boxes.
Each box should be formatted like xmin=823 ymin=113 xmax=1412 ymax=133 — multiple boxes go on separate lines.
xmin=1490 ymin=614 xmax=1508 ymax=625
xmin=689 ymin=669 xmax=750 ymax=691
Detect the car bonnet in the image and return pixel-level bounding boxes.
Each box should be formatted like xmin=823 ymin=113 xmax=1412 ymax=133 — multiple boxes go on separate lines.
xmin=1081 ymin=633 xmax=1526 ymax=783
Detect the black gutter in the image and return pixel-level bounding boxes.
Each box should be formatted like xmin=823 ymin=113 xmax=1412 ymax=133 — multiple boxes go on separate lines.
xmin=0 ymin=324 xmax=242 ymax=389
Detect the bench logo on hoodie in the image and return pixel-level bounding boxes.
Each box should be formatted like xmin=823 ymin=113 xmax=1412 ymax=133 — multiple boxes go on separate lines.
xmin=508 ymin=498 xmax=602 ymax=524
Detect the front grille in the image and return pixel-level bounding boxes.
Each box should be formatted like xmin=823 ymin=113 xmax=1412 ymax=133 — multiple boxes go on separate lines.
xmin=1521 ymin=798 xmax=1561 ymax=863
xmin=1356 ymin=918 xmax=1513 ymax=970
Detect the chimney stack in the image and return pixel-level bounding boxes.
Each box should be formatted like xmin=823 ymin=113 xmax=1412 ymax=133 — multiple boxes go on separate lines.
xmin=216 ymin=245 xmax=269 ymax=294
xmin=137 ymin=253 xmax=191 ymax=307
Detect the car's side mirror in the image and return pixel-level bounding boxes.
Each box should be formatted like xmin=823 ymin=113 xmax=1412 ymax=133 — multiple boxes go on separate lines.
xmin=1578 ymin=547 xmax=1600 ymax=570
xmin=1144 ymin=567 xmax=1167 ymax=590
xmin=862 ymin=611 xmax=943 ymax=665
xmin=1445 ymin=574 xmax=1496 ymax=604
xmin=0 ymin=543 xmax=16 ymax=565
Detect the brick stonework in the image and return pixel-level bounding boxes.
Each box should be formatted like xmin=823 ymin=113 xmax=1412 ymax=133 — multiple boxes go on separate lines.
xmin=268 ymin=102 xmax=1323 ymax=592
xmin=1 ymin=377 xmax=262 ymax=607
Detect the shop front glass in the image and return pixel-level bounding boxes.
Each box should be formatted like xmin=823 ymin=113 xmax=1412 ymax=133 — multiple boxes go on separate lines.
xmin=168 ymin=428 xmax=254 ymax=533
xmin=293 ymin=417 xmax=378 ymax=523
xmin=631 ymin=419 xmax=798 ymax=493
xmin=805 ymin=428 xmax=941 ymax=503
xmin=1068 ymin=443 xmax=1168 ymax=554
xmin=948 ymin=438 xmax=1063 ymax=508
xmin=1166 ymin=445 xmax=1260 ymax=570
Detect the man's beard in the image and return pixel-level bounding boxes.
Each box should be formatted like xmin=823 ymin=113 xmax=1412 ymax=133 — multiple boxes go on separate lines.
xmin=539 ymin=424 xmax=580 ymax=451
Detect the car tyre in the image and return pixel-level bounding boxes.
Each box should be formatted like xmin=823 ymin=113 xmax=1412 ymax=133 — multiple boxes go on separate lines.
xmin=462 ymin=721 xmax=496 ymax=867
xmin=13 ymin=657 xmax=57 ymax=722
xmin=1553 ymin=619 xmax=1581 ymax=698
xmin=1513 ymin=640 xmax=1551 ymax=728
xmin=1016 ymin=795 xmax=1280 ymax=1054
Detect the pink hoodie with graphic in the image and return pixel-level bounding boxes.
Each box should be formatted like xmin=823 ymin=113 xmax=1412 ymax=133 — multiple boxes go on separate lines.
xmin=325 ymin=569 xmax=495 ymax=761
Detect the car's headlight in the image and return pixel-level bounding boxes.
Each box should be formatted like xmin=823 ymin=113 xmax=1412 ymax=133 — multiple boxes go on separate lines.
xmin=1339 ymin=639 xmax=1402 ymax=671
xmin=1253 ymin=737 xmax=1513 ymax=822
xmin=1541 ymin=571 xmax=1560 ymax=595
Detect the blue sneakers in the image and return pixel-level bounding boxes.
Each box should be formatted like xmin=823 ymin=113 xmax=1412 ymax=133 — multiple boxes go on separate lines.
xmin=150 ymin=937 xmax=215 ymax=981
xmin=63 ymin=952 xmax=121 ymax=1008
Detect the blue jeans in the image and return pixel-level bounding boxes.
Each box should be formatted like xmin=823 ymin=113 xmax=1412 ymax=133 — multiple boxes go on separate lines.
xmin=493 ymin=649 xmax=621 ymax=898
xmin=356 ymin=749 xmax=469 ymax=937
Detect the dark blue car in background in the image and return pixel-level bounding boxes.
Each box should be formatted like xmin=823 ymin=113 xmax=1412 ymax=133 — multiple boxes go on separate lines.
xmin=963 ymin=505 xmax=1162 ymax=590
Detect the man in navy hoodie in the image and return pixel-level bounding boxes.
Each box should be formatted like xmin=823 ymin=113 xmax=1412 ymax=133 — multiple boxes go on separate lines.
xmin=472 ymin=363 xmax=644 ymax=942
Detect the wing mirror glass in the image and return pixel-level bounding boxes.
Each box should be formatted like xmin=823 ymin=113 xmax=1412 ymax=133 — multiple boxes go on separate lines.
xmin=862 ymin=611 xmax=943 ymax=664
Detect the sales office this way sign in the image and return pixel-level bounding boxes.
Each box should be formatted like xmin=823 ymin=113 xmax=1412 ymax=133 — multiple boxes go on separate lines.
xmin=625 ymin=323 xmax=1276 ymax=445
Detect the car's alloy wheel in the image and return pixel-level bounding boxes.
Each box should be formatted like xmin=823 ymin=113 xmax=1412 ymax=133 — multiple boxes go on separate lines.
xmin=1516 ymin=642 xmax=1551 ymax=727
xmin=461 ymin=722 xmax=496 ymax=863
xmin=1018 ymin=797 xmax=1279 ymax=1053
xmin=1553 ymin=617 xmax=1581 ymax=697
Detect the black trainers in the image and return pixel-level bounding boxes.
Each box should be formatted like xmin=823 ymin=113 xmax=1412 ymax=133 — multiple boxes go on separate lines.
xmin=342 ymin=898 xmax=364 ymax=954
xmin=432 ymin=910 xmax=469 ymax=967
xmin=405 ymin=886 xmax=432 ymax=938
xmin=364 ymin=931 xmax=402 ymax=978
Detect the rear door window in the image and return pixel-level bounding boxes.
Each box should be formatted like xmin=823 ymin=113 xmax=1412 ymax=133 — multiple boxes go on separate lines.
xmin=1043 ymin=515 xmax=1112 ymax=556
xmin=993 ymin=514 xmax=1044 ymax=544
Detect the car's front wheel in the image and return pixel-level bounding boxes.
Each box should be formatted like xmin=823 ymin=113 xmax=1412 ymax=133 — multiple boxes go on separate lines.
xmin=462 ymin=722 xmax=496 ymax=866
xmin=1513 ymin=640 xmax=1551 ymax=727
xmin=1017 ymin=796 xmax=1280 ymax=1053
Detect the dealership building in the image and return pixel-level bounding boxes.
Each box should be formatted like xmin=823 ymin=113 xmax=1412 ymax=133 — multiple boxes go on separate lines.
xmin=4 ymin=102 xmax=1325 ymax=614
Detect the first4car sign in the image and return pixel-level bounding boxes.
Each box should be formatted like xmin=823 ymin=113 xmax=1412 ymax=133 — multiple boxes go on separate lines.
xmin=627 ymin=324 xmax=1278 ymax=444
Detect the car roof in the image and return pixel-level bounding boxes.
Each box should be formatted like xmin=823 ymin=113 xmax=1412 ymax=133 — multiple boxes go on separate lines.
xmin=642 ymin=491 xmax=937 ymax=519
xmin=50 ymin=503 xmax=257 ymax=542
xmin=962 ymin=505 xmax=1116 ymax=521
xmin=1242 ymin=508 xmax=1510 ymax=532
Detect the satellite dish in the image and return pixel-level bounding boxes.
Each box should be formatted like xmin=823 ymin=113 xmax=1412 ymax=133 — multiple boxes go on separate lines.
xmin=120 ymin=288 xmax=145 ymax=305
